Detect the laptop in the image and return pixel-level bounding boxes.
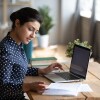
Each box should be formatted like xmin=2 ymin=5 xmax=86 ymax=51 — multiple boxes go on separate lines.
xmin=44 ymin=44 xmax=91 ymax=82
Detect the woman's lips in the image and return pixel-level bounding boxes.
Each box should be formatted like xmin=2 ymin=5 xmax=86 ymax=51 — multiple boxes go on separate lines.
xmin=27 ymin=38 xmax=31 ymax=42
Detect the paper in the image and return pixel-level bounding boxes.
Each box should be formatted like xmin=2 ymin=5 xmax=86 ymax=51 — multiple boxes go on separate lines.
xmin=46 ymin=83 xmax=82 ymax=91
xmin=43 ymin=83 xmax=93 ymax=96
xmin=24 ymin=93 xmax=30 ymax=100
xmin=43 ymin=89 xmax=79 ymax=96
xmin=79 ymin=84 xmax=93 ymax=92
xmin=43 ymin=83 xmax=82 ymax=96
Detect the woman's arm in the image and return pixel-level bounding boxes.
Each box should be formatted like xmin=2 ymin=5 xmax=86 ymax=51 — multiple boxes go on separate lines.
xmin=26 ymin=67 xmax=39 ymax=76
xmin=26 ymin=63 xmax=63 ymax=76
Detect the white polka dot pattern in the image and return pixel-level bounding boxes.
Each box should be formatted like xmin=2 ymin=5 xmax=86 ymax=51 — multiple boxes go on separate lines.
xmin=0 ymin=33 xmax=38 ymax=99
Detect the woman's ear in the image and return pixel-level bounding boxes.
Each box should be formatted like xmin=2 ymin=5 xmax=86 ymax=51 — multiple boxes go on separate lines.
xmin=15 ymin=19 xmax=20 ymax=27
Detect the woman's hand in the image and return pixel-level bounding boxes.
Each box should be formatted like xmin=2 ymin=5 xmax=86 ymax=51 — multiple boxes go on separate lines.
xmin=30 ymin=82 xmax=47 ymax=93
xmin=23 ymin=82 xmax=47 ymax=93
xmin=38 ymin=63 xmax=63 ymax=75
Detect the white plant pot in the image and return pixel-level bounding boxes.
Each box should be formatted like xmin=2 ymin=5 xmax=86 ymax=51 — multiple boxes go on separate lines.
xmin=37 ymin=34 xmax=49 ymax=48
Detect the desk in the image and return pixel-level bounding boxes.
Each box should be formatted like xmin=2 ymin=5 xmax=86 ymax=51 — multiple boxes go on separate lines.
xmin=24 ymin=61 xmax=100 ymax=100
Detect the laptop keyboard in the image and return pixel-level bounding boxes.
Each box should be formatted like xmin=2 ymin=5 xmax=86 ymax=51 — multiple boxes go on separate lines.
xmin=55 ymin=72 xmax=80 ymax=80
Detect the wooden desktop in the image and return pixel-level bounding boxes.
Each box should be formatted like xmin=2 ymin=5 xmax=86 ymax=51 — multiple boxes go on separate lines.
xmin=23 ymin=45 xmax=100 ymax=100
xmin=24 ymin=61 xmax=100 ymax=100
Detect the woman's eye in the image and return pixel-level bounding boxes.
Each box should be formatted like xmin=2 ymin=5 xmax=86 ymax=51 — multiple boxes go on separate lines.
xmin=29 ymin=28 xmax=34 ymax=31
xmin=35 ymin=31 xmax=38 ymax=34
xmin=28 ymin=27 xmax=38 ymax=34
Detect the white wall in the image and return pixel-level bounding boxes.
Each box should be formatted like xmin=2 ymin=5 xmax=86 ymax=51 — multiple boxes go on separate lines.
xmin=0 ymin=0 xmax=77 ymax=45
xmin=32 ymin=0 xmax=77 ymax=45
xmin=31 ymin=0 xmax=61 ymax=45
xmin=60 ymin=0 xmax=77 ymax=44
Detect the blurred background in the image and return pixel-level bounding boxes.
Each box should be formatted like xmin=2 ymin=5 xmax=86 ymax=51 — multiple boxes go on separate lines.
xmin=0 ymin=0 xmax=100 ymax=63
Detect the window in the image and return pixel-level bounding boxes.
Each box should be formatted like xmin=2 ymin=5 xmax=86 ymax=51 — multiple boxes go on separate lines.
xmin=80 ymin=0 xmax=93 ymax=18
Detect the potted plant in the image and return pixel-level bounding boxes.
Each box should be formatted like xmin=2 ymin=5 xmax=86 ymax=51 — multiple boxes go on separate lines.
xmin=37 ymin=6 xmax=54 ymax=48
xmin=66 ymin=39 xmax=92 ymax=57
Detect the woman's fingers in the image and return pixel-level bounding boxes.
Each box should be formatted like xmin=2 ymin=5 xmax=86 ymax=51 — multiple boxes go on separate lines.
xmin=52 ymin=63 xmax=64 ymax=70
xmin=37 ymin=83 xmax=46 ymax=94
xmin=38 ymin=83 xmax=46 ymax=90
xmin=30 ymin=81 xmax=46 ymax=93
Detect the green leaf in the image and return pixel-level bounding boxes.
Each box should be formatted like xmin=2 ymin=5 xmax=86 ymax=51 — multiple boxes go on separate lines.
xmin=66 ymin=39 xmax=92 ymax=57
xmin=38 ymin=6 xmax=54 ymax=35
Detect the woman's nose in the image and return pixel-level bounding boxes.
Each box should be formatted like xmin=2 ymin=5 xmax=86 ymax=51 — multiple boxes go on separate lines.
xmin=30 ymin=32 xmax=36 ymax=38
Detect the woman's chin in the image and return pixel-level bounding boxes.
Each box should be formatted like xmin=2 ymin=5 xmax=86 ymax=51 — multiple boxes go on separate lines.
xmin=23 ymin=40 xmax=31 ymax=44
xmin=23 ymin=41 xmax=29 ymax=44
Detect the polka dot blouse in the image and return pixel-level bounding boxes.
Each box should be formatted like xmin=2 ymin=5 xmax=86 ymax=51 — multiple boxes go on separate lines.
xmin=0 ymin=33 xmax=38 ymax=100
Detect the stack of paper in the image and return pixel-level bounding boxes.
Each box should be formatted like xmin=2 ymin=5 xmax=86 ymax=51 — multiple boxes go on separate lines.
xmin=43 ymin=83 xmax=82 ymax=96
xmin=43 ymin=83 xmax=93 ymax=96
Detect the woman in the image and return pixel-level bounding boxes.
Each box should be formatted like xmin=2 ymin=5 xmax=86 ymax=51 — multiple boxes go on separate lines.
xmin=0 ymin=7 xmax=63 ymax=100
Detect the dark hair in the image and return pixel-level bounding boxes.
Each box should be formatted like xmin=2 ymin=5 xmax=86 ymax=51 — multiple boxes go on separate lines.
xmin=10 ymin=7 xmax=43 ymax=29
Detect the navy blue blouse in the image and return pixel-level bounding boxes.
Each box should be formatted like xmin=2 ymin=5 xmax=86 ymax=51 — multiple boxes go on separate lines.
xmin=0 ymin=33 xmax=38 ymax=100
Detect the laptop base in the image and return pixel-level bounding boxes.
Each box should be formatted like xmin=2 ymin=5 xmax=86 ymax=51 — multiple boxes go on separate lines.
xmin=44 ymin=72 xmax=84 ymax=83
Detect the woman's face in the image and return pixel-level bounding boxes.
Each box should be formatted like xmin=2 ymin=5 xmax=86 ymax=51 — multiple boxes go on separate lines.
xmin=14 ymin=19 xmax=40 ymax=44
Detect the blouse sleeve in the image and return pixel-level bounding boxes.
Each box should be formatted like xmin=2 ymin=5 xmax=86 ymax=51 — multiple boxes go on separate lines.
xmin=26 ymin=67 xmax=39 ymax=76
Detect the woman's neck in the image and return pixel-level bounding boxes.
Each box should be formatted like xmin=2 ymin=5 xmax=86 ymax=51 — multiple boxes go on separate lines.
xmin=10 ymin=30 xmax=21 ymax=45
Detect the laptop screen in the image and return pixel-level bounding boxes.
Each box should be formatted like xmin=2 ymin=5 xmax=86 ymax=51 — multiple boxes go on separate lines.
xmin=70 ymin=44 xmax=90 ymax=79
